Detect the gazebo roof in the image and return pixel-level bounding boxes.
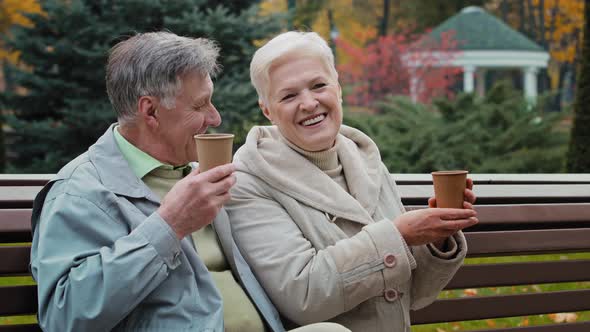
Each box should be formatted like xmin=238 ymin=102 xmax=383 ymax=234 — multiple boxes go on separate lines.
xmin=428 ymin=6 xmax=544 ymax=52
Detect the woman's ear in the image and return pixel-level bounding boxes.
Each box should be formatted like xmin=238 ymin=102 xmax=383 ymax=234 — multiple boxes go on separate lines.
xmin=337 ymin=83 xmax=343 ymax=104
xmin=260 ymin=100 xmax=274 ymax=124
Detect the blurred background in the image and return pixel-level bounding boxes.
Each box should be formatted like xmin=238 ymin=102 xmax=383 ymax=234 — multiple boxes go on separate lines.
xmin=0 ymin=0 xmax=588 ymax=174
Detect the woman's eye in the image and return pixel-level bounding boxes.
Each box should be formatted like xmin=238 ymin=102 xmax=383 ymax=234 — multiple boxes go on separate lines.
xmin=281 ymin=94 xmax=296 ymax=101
xmin=313 ymin=83 xmax=327 ymax=89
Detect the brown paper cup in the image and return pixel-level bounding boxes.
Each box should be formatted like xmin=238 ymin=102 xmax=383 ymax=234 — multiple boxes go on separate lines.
xmin=431 ymin=170 xmax=468 ymax=209
xmin=194 ymin=133 xmax=234 ymax=172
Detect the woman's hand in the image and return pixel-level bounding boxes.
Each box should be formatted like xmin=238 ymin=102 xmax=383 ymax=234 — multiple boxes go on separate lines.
xmin=393 ymin=208 xmax=478 ymax=246
xmin=428 ymin=178 xmax=477 ymax=209
xmin=417 ymin=177 xmax=477 ymax=249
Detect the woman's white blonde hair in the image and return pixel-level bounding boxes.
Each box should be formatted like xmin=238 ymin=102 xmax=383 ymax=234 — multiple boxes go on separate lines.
xmin=250 ymin=31 xmax=338 ymax=105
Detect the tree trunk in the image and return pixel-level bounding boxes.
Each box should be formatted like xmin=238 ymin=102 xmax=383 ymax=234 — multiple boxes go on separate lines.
xmin=500 ymin=0 xmax=509 ymax=22
xmin=567 ymin=0 xmax=590 ymax=172
xmin=287 ymin=0 xmax=296 ymax=28
xmin=526 ymin=0 xmax=537 ymax=41
xmin=379 ymin=0 xmax=391 ymax=36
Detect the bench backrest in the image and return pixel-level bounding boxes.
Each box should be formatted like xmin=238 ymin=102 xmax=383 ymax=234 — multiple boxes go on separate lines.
xmin=1 ymin=174 xmax=589 ymax=331
xmin=0 ymin=176 xmax=44 ymax=332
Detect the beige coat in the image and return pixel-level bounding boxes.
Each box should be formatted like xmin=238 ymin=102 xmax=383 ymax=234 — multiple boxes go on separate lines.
xmin=224 ymin=125 xmax=466 ymax=332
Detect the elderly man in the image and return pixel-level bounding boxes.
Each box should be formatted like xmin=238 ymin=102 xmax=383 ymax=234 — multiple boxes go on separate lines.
xmin=30 ymin=32 xmax=348 ymax=332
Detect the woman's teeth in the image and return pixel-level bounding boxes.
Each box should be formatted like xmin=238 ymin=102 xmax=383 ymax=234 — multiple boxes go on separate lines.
xmin=301 ymin=114 xmax=326 ymax=126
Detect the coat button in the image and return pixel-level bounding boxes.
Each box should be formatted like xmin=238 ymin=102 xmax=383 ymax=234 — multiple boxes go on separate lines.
xmin=383 ymin=253 xmax=396 ymax=268
xmin=384 ymin=289 xmax=398 ymax=302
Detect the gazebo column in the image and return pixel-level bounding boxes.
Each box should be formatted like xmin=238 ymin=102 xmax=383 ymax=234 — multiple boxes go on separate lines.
xmin=409 ymin=69 xmax=419 ymax=103
xmin=463 ymin=65 xmax=475 ymax=93
xmin=476 ymin=68 xmax=486 ymax=97
xmin=523 ymin=66 xmax=539 ymax=103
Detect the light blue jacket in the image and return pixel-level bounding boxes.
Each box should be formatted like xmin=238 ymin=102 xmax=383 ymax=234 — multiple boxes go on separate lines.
xmin=30 ymin=124 xmax=284 ymax=332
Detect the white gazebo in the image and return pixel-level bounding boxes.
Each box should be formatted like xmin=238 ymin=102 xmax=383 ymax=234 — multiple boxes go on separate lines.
xmin=405 ymin=6 xmax=550 ymax=103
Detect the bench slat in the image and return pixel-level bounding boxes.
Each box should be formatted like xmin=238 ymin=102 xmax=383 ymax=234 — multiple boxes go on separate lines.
xmin=469 ymin=321 xmax=590 ymax=332
xmin=466 ymin=228 xmax=590 ymax=256
xmin=392 ymin=173 xmax=590 ymax=185
xmin=446 ymin=260 xmax=590 ymax=289
xmin=0 ymin=325 xmax=42 ymax=332
xmin=406 ymin=204 xmax=590 ymax=230
xmin=411 ymin=289 xmax=590 ymax=324
xmin=0 ymin=209 xmax=33 ymax=243
xmin=0 ymin=188 xmax=41 ymax=209
xmin=0 ymin=246 xmax=31 ymax=275
xmin=399 ymin=184 xmax=590 ymax=205
xmin=0 ymin=286 xmax=37 ymax=316
xmin=3 ymin=185 xmax=590 ymax=208
xmin=0 ymin=174 xmax=52 ymax=187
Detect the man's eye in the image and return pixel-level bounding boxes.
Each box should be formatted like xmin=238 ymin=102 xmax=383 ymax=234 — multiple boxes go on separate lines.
xmin=313 ymin=83 xmax=327 ymax=89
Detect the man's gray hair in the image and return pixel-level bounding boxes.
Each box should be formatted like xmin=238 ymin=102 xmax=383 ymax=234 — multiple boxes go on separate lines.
xmin=106 ymin=31 xmax=220 ymax=124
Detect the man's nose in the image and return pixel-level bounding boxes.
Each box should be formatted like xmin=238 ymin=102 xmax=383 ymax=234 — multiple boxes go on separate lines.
xmin=298 ymin=90 xmax=319 ymax=112
xmin=207 ymin=105 xmax=222 ymax=127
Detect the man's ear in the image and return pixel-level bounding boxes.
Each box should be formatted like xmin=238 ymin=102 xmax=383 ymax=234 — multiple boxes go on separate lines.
xmin=138 ymin=96 xmax=159 ymax=128
xmin=259 ymin=100 xmax=274 ymax=124
xmin=337 ymin=82 xmax=343 ymax=103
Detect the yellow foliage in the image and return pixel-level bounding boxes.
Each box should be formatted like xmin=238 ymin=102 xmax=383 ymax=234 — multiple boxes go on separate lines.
xmin=1 ymin=0 xmax=43 ymax=30
xmin=258 ymin=0 xmax=380 ymax=66
xmin=0 ymin=0 xmax=43 ymax=63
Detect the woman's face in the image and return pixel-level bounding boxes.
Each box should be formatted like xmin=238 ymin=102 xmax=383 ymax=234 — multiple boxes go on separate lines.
xmin=261 ymin=55 xmax=342 ymax=152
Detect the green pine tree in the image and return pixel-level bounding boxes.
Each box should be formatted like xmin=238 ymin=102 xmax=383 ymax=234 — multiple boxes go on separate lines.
xmin=1 ymin=0 xmax=283 ymax=173
xmin=344 ymin=81 xmax=568 ymax=173
xmin=566 ymin=0 xmax=590 ymax=172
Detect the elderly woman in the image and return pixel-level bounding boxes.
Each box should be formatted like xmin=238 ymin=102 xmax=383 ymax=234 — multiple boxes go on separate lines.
xmin=225 ymin=31 xmax=478 ymax=332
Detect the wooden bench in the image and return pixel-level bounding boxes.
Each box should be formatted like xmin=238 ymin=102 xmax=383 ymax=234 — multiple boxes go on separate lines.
xmin=0 ymin=175 xmax=49 ymax=332
xmin=1 ymin=174 xmax=589 ymax=331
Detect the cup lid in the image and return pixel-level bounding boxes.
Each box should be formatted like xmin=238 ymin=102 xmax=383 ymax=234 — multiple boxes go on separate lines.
xmin=431 ymin=170 xmax=468 ymax=176
xmin=194 ymin=133 xmax=234 ymax=140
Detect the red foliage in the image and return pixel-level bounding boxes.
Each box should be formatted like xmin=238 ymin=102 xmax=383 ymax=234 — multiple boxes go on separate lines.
xmin=336 ymin=30 xmax=462 ymax=106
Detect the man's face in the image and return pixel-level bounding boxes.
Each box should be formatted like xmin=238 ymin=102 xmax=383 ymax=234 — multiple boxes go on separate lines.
xmin=156 ymin=72 xmax=221 ymax=165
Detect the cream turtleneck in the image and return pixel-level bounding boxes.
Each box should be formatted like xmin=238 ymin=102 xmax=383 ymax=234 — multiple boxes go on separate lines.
xmin=282 ymin=135 xmax=349 ymax=192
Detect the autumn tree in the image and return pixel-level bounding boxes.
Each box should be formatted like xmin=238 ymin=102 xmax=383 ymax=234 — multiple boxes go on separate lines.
xmin=336 ymin=30 xmax=461 ymax=107
xmin=493 ymin=0 xmax=584 ymax=108
xmin=567 ymin=0 xmax=590 ymax=172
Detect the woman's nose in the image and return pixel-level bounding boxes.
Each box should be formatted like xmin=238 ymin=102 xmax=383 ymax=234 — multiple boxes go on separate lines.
xmin=298 ymin=90 xmax=319 ymax=112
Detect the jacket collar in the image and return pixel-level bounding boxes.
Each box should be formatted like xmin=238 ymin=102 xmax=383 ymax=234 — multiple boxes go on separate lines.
xmin=87 ymin=124 xmax=160 ymax=202
xmin=234 ymin=125 xmax=384 ymax=225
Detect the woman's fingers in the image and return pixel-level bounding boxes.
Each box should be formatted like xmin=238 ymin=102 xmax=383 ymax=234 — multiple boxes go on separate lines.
xmin=440 ymin=217 xmax=479 ymax=232
xmin=428 ymin=197 xmax=437 ymax=208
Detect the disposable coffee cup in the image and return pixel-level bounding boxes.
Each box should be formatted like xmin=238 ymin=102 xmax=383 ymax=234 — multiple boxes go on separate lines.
xmin=431 ymin=170 xmax=468 ymax=209
xmin=194 ymin=133 xmax=234 ymax=172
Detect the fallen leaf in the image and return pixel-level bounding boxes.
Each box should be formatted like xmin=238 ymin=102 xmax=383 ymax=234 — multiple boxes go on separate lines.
xmin=519 ymin=318 xmax=529 ymax=326
xmin=436 ymin=328 xmax=447 ymax=332
xmin=485 ymin=319 xmax=496 ymax=327
xmin=463 ymin=288 xmax=478 ymax=296
xmin=549 ymin=312 xmax=579 ymax=323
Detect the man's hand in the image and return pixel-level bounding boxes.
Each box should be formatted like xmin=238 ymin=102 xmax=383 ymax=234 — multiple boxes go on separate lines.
xmin=158 ymin=163 xmax=236 ymax=239
xmin=393 ymin=208 xmax=478 ymax=246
